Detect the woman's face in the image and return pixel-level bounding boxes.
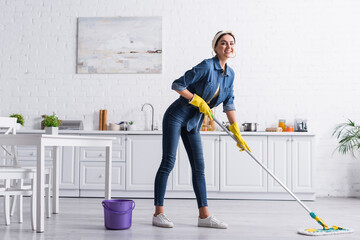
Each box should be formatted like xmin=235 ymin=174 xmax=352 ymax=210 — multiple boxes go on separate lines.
xmin=214 ymin=34 xmax=235 ymax=60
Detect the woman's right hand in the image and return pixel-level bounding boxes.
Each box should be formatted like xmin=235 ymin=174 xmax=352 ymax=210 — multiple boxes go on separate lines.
xmin=189 ymin=94 xmax=213 ymax=120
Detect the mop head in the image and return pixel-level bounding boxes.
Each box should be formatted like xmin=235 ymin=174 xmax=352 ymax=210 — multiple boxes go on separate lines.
xmin=297 ymin=226 xmax=354 ymax=236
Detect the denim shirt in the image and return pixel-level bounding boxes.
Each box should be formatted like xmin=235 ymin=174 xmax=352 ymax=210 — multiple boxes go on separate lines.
xmin=170 ymin=56 xmax=236 ymax=131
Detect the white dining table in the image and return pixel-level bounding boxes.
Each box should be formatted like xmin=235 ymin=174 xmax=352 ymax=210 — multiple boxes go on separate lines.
xmin=0 ymin=134 xmax=115 ymax=233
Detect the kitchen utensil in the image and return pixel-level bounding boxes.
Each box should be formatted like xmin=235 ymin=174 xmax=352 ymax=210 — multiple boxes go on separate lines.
xmin=242 ymin=123 xmax=258 ymax=131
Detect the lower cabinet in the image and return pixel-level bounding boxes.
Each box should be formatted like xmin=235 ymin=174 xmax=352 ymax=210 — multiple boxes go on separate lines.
xmin=172 ymin=135 xmax=220 ymax=191
xmin=9 ymin=132 xmax=314 ymax=200
xmin=220 ymin=136 xmax=268 ymax=192
xmin=59 ymin=147 xmax=79 ymax=196
xmin=268 ymin=136 xmax=313 ymax=193
xmin=125 ymin=135 xmax=168 ymax=191
xmin=80 ymin=162 xmax=125 ymax=190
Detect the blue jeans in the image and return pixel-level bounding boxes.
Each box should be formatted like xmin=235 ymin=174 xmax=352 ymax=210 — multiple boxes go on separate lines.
xmin=154 ymin=101 xmax=208 ymax=208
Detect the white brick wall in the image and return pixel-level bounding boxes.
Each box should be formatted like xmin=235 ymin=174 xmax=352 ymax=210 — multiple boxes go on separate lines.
xmin=1 ymin=0 xmax=360 ymax=197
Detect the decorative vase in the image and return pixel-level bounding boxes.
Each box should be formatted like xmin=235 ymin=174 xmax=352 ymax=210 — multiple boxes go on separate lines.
xmin=45 ymin=127 xmax=59 ymax=135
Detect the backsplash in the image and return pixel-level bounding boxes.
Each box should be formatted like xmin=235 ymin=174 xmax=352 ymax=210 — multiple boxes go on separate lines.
xmin=1 ymin=0 xmax=359 ymax=197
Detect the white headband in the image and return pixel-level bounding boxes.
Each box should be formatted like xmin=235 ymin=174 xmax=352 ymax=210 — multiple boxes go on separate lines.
xmin=212 ymin=30 xmax=235 ymax=50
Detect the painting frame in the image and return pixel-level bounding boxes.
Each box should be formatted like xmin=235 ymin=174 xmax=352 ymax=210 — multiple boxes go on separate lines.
xmin=76 ymin=17 xmax=162 ymax=74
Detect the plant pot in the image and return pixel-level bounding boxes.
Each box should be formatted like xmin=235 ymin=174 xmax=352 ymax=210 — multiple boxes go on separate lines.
xmin=45 ymin=127 xmax=59 ymax=135
xmin=127 ymin=125 xmax=136 ymax=131
xmin=15 ymin=123 xmax=22 ymax=130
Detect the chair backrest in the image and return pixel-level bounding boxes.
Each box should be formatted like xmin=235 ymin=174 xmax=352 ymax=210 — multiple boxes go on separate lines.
xmin=0 ymin=117 xmax=17 ymax=165
xmin=0 ymin=117 xmax=17 ymax=135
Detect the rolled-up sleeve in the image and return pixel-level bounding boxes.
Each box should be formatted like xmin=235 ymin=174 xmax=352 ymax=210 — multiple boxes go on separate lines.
xmin=223 ymin=88 xmax=236 ymax=112
xmin=171 ymin=60 xmax=209 ymax=91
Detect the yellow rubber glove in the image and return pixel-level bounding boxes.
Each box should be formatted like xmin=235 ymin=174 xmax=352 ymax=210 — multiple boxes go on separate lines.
xmin=229 ymin=122 xmax=251 ymax=152
xmin=190 ymin=94 xmax=213 ymax=120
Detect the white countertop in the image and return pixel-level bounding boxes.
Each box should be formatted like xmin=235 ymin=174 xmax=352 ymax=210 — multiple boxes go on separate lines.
xmin=13 ymin=129 xmax=315 ymax=136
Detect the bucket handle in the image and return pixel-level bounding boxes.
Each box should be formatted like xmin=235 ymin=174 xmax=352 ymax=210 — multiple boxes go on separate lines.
xmin=102 ymin=200 xmax=135 ymax=215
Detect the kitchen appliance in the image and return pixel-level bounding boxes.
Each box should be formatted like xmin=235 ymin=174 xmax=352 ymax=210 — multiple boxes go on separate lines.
xmin=59 ymin=120 xmax=83 ymax=130
xmin=242 ymin=123 xmax=258 ymax=131
xmin=295 ymin=119 xmax=308 ymax=132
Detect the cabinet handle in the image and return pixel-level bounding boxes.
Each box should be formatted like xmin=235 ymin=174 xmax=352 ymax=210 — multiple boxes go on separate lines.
xmin=99 ymin=174 xmax=103 ymax=178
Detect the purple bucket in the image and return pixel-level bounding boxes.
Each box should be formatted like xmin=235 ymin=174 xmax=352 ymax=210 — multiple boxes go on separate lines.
xmin=102 ymin=199 xmax=135 ymax=230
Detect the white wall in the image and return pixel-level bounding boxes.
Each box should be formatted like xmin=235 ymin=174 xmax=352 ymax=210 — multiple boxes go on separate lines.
xmin=1 ymin=0 xmax=359 ymax=197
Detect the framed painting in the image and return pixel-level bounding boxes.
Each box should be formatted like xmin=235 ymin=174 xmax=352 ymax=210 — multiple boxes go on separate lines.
xmin=77 ymin=17 xmax=162 ymax=74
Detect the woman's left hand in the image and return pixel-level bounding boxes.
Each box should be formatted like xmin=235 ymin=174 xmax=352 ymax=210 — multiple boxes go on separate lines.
xmin=229 ymin=122 xmax=251 ymax=152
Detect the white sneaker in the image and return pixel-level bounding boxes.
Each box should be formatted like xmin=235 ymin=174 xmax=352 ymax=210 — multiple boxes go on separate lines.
xmin=152 ymin=213 xmax=174 ymax=228
xmin=198 ymin=216 xmax=228 ymax=229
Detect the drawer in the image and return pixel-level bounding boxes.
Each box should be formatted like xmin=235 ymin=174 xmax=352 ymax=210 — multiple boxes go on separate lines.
xmin=79 ymin=162 xmax=125 ymax=190
xmin=79 ymin=147 xmax=124 ymax=162
xmin=16 ymin=146 xmax=54 ymax=161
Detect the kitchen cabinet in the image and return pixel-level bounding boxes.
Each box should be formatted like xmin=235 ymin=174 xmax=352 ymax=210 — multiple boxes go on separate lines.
xmin=125 ymin=134 xmax=171 ymax=191
xmin=220 ymin=136 xmax=268 ymax=192
xmin=9 ymin=130 xmax=315 ymax=200
xmin=59 ymin=147 xmax=79 ymax=196
xmin=78 ymin=135 xmax=125 ymax=197
xmin=172 ymin=135 xmax=219 ymax=191
xmin=80 ymin=161 xmax=125 ymax=190
xmin=268 ymin=136 xmax=313 ymax=193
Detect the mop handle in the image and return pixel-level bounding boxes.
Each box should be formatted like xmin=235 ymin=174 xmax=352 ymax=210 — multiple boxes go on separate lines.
xmin=212 ymin=117 xmax=312 ymax=214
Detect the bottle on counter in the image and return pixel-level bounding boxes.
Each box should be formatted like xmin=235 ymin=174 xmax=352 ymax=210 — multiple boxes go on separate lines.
xmin=278 ymin=119 xmax=286 ymax=132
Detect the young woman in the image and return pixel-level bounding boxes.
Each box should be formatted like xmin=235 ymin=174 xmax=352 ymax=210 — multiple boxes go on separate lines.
xmin=153 ymin=31 xmax=251 ymax=229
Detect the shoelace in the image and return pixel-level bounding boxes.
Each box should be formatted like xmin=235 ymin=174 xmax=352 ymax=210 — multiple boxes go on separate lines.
xmin=209 ymin=216 xmax=222 ymax=225
xmin=160 ymin=214 xmax=172 ymax=223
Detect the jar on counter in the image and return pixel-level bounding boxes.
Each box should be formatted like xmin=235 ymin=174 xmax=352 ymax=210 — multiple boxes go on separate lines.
xmin=285 ymin=125 xmax=294 ymax=132
xmin=278 ymin=119 xmax=286 ymax=132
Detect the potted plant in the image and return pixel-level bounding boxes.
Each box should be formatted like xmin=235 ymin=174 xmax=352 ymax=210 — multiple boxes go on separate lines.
xmin=10 ymin=113 xmax=24 ymax=129
xmin=42 ymin=113 xmax=62 ymax=135
xmin=127 ymin=121 xmax=135 ymax=131
xmin=332 ymin=119 xmax=360 ymax=157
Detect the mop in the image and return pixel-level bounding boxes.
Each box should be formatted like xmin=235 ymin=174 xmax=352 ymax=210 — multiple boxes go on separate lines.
xmin=212 ymin=116 xmax=354 ymax=236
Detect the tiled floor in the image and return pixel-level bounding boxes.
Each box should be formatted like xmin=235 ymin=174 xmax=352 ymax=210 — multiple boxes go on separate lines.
xmin=0 ymin=197 xmax=359 ymax=240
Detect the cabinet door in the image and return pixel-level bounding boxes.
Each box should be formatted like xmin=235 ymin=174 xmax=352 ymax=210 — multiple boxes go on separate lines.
xmin=126 ymin=135 xmax=171 ymax=190
xmin=292 ymin=136 xmax=313 ymax=192
xmin=268 ymin=136 xmax=292 ymax=192
xmin=173 ymin=135 xmax=219 ymax=191
xmin=59 ymin=146 xmax=79 ymax=190
xmin=220 ymin=136 xmax=267 ymax=192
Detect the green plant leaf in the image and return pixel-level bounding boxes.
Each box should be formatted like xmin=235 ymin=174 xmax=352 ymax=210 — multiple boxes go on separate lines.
xmin=333 ymin=119 xmax=360 ymax=157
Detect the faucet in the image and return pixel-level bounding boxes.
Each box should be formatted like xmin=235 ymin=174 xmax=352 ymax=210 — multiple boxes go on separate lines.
xmin=141 ymin=103 xmax=154 ymax=131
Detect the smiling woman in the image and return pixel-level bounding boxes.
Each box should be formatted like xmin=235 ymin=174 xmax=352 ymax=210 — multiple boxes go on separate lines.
xmin=152 ymin=30 xmax=249 ymax=230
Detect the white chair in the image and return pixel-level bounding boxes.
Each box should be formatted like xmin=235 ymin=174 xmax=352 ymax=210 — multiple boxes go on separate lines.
xmin=0 ymin=117 xmax=51 ymax=226
xmin=0 ymin=167 xmax=36 ymax=230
